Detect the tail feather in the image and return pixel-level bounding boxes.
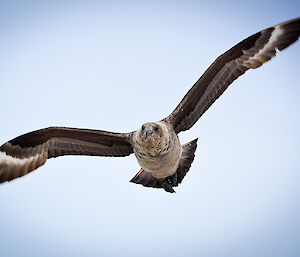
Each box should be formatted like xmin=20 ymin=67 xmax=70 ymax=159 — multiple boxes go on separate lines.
xmin=175 ymin=138 xmax=198 ymax=186
xmin=129 ymin=168 xmax=162 ymax=188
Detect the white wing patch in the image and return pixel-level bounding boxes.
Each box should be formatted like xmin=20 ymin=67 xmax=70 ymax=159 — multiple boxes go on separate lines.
xmin=0 ymin=151 xmax=39 ymax=166
xmin=0 ymin=150 xmax=48 ymax=182
xmin=244 ymin=25 xmax=284 ymax=68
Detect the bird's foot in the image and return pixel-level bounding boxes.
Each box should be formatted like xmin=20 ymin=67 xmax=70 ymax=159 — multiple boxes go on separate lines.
xmin=161 ymin=173 xmax=177 ymax=193
xmin=162 ymin=180 xmax=175 ymax=193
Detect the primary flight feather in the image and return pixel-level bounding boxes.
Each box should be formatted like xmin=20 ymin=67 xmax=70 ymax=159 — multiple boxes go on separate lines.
xmin=1 ymin=18 xmax=299 ymax=193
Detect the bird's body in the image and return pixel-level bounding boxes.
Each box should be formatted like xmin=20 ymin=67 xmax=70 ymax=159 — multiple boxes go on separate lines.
xmin=1 ymin=18 xmax=300 ymax=193
xmin=132 ymin=121 xmax=181 ymax=179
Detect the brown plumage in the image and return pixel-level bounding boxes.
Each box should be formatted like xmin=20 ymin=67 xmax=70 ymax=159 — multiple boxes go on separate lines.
xmin=1 ymin=18 xmax=299 ymax=192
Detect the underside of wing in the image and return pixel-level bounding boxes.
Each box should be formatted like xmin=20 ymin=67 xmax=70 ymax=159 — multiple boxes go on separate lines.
xmin=165 ymin=17 xmax=300 ymax=134
xmin=0 ymin=127 xmax=134 ymax=183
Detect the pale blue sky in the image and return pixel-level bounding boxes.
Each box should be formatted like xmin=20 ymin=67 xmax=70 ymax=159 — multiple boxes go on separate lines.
xmin=0 ymin=1 xmax=300 ymax=257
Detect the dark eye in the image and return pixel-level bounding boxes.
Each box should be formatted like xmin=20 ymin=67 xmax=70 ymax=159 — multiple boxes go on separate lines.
xmin=142 ymin=125 xmax=146 ymax=131
xmin=154 ymin=126 xmax=159 ymax=132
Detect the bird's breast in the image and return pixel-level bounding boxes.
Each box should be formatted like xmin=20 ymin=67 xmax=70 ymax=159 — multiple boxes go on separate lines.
xmin=133 ymin=132 xmax=181 ymax=179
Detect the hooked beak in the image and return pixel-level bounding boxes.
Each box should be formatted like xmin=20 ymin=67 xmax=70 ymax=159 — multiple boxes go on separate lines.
xmin=144 ymin=129 xmax=153 ymax=139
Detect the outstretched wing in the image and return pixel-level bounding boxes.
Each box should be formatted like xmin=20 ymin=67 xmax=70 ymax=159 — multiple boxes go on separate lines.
xmin=0 ymin=127 xmax=133 ymax=183
xmin=165 ymin=17 xmax=300 ymax=134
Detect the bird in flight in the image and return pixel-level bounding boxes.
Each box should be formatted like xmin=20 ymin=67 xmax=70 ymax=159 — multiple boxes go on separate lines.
xmin=1 ymin=18 xmax=299 ymax=193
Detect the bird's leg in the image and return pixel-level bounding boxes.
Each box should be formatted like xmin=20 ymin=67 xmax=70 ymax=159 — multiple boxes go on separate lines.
xmin=161 ymin=173 xmax=177 ymax=193
xmin=170 ymin=172 xmax=177 ymax=186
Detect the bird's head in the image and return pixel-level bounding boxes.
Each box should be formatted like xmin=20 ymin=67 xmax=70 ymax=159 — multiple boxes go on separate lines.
xmin=137 ymin=122 xmax=169 ymax=152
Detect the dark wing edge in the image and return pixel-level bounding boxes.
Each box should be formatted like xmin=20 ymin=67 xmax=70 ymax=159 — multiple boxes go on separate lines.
xmin=0 ymin=127 xmax=134 ymax=183
xmin=164 ymin=17 xmax=300 ymax=134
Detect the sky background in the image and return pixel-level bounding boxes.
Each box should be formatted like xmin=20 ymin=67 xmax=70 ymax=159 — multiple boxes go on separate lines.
xmin=0 ymin=1 xmax=300 ymax=257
